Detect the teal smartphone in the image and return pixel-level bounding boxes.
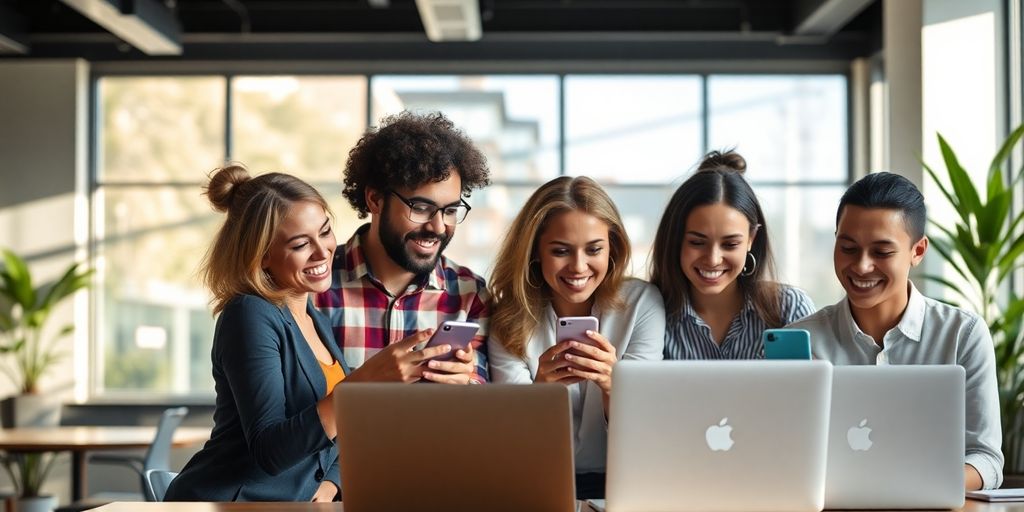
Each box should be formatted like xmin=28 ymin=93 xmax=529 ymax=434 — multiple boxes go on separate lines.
xmin=762 ymin=328 xmax=811 ymax=360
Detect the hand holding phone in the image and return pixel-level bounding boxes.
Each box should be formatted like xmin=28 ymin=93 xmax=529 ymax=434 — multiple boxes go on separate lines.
xmin=422 ymin=320 xmax=479 ymax=362
xmin=763 ymin=328 xmax=811 ymax=360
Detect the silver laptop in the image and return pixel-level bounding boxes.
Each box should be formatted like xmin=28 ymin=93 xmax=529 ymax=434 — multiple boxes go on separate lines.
xmin=335 ymin=383 xmax=576 ymax=512
xmin=606 ymin=360 xmax=833 ymax=512
xmin=826 ymin=365 xmax=965 ymax=509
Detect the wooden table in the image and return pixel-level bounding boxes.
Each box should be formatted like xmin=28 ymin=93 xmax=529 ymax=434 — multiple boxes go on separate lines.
xmin=83 ymin=500 xmax=1024 ymax=512
xmin=0 ymin=426 xmax=210 ymax=501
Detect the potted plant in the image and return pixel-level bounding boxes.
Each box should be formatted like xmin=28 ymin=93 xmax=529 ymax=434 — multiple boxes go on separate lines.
xmin=0 ymin=248 xmax=92 ymax=428
xmin=0 ymin=249 xmax=91 ymax=511
xmin=922 ymin=124 xmax=1024 ymax=476
xmin=0 ymin=452 xmax=58 ymax=512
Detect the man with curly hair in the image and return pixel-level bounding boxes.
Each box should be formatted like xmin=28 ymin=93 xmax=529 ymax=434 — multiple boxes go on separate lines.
xmin=315 ymin=111 xmax=492 ymax=384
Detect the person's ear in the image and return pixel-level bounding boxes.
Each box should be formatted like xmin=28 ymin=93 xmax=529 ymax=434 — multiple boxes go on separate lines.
xmin=748 ymin=223 xmax=761 ymax=251
xmin=910 ymin=236 xmax=929 ymax=267
xmin=366 ymin=188 xmax=386 ymax=216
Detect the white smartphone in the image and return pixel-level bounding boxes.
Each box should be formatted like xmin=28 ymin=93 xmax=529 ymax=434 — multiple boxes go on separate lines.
xmin=422 ymin=320 xmax=479 ymax=361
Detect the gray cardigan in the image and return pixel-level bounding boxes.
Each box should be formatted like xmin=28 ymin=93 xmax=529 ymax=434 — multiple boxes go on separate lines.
xmin=488 ymin=278 xmax=666 ymax=473
xmin=166 ymin=294 xmax=348 ymax=502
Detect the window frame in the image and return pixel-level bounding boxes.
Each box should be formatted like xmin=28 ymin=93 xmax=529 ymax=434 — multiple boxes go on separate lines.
xmin=88 ymin=63 xmax=854 ymax=400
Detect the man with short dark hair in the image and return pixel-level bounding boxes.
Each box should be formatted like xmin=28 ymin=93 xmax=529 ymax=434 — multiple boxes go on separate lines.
xmin=788 ymin=171 xmax=1003 ymax=490
xmin=316 ymin=111 xmax=491 ymax=384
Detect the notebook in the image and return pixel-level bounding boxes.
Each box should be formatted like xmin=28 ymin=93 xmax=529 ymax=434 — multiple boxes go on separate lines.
xmin=605 ymin=360 xmax=833 ymax=512
xmin=335 ymin=383 xmax=576 ymax=512
xmin=825 ymin=365 xmax=965 ymax=509
xmin=966 ymin=489 xmax=1024 ymax=502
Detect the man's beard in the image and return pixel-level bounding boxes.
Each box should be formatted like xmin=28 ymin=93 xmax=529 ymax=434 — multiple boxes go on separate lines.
xmin=379 ymin=202 xmax=451 ymax=275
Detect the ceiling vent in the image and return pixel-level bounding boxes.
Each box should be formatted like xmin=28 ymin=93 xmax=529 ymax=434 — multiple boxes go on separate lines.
xmin=414 ymin=0 xmax=482 ymax=42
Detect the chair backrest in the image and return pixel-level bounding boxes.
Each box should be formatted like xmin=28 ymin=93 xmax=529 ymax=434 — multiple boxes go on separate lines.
xmin=144 ymin=469 xmax=179 ymax=502
xmin=142 ymin=407 xmax=189 ymax=472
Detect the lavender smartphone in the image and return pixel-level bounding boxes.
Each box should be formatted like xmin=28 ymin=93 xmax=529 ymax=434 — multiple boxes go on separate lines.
xmin=422 ymin=320 xmax=479 ymax=361
xmin=556 ymin=316 xmax=599 ymax=346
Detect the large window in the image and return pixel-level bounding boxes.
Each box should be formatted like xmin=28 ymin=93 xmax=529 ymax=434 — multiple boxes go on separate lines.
xmin=94 ymin=72 xmax=847 ymax=397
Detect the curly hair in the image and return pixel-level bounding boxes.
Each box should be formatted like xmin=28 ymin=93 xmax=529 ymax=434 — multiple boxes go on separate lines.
xmin=343 ymin=111 xmax=491 ymax=218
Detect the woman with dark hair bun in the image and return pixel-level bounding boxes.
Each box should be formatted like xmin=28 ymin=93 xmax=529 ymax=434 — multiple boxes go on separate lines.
xmin=650 ymin=150 xmax=815 ymax=359
xmin=165 ymin=164 xmax=347 ymax=502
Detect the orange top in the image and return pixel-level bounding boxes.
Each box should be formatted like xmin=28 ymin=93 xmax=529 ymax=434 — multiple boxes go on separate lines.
xmin=319 ymin=359 xmax=345 ymax=393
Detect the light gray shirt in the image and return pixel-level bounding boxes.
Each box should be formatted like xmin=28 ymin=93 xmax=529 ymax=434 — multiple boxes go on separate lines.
xmin=787 ymin=282 xmax=1004 ymax=489
xmin=488 ymin=278 xmax=666 ymax=473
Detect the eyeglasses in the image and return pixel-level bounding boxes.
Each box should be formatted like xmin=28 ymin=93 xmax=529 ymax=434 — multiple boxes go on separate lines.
xmin=390 ymin=191 xmax=472 ymax=226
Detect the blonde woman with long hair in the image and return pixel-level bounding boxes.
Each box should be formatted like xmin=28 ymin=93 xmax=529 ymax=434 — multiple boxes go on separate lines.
xmin=487 ymin=176 xmax=665 ymax=499
xmin=166 ymin=165 xmax=346 ymax=502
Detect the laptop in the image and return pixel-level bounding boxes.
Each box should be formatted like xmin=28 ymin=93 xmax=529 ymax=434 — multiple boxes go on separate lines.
xmin=335 ymin=383 xmax=576 ymax=512
xmin=605 ymin=360 xmax=833 ymax=512
xmin=825 ymin=365 xmax=965 ymax=509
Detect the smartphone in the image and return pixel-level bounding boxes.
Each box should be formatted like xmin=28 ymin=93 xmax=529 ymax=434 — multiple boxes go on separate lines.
xmin=556 ymin=316 xmax=600 ymax=346
xmin=422 ymin=320 xmax=479 ymax=361
xmin=762 ymin=328 xmax=812 ymax=360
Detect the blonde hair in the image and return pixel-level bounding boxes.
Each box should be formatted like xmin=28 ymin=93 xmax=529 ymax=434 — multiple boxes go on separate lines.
xmin=488 ymin=176 xmax=630 ymax=358
xmin=199 ymin=164 xmax=332 ymax=315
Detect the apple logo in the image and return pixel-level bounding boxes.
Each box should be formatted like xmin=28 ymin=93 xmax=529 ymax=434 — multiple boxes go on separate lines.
xmin=847 ymin=419 xmax=873 ymax=451
xmin=705 ymin=417 xmax=735 ymax=451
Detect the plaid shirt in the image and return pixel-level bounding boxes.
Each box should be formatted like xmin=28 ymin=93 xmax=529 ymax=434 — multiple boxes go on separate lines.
xmin=314 ymin=224 xmax=490 ymax=382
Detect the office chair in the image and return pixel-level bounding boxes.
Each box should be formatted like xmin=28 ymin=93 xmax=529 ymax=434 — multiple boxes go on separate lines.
xmin=88 ymin=406 xmax=189 ymax=499
xmin=55 ymin=406 xmax=189 ymax=511
xmin=143 ymin=469 xmax=179 ymax=502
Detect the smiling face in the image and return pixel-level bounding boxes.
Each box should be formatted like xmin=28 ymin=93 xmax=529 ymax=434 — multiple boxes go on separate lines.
xmin=679 ymin=203 xmax=755 ymax=300
xmin=262 ymin=200 xmax=336 ymax=298
xmin=834 ymin=205 xmax=927 ymax=317
xmin=376 ymin=173 xmax=462 ymax=275
xmin=537 ymin=209 xmax=611 ymax=317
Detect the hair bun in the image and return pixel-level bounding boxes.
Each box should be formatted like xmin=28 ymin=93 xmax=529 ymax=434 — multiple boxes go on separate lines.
xmin=204 ymin=164 xmax=251 ymax=212
xmin=697 ymin=150 xmax=747 ymax=174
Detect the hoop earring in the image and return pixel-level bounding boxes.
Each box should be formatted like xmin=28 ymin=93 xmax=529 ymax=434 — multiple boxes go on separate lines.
xmin=741 ymin=252 xmax=757 ymax=277
xmin=526 ymin=260 xmax=543 ymax=289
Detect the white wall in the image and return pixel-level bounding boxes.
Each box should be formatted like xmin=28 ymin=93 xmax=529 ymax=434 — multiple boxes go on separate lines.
xmin=0 ymin=59 xmax=90 ymax=504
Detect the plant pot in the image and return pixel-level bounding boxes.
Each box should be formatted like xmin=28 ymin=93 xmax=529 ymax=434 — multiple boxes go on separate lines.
xmin=0 ymin=394 xmax=61 ymax=429
xmin=12 ymin=495 xmax=57 ymax=512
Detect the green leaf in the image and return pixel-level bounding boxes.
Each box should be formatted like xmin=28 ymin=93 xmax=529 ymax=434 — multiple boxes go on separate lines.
xmin=977 ymin=191 xmax=1010 ymax=245
xmin=989 ymin=123 xmax=1024 ymax=181
xmin=923 ymin=160 xmax=963 ymax=220
xmin=938 ymin=133 xmax=983 ymax=218
xmin=987 ymin=167 xmax=1006 ymax=202
xmin=997 ymin=232 xmax=1024 ymax=283
xmin=0 ymin=250 xmax=34 ymax=309
xmin=927 ymin=235 xmax=971 ymax=284
xmin=951 ymin=225 xmax=987 ymax=287
xmin=38 ymin=264 xmax=91 ymax=312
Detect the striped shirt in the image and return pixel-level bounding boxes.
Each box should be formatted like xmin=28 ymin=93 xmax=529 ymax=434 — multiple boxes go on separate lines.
xmin=314 ymin=224 xmax=490 ymax=382
xmin=664 ymin=285 xmax=815 ymax=360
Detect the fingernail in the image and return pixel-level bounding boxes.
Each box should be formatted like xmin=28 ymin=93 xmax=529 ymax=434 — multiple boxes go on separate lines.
xmin=586 ymin=330 xmax=594 ymax=335
xmin=428 ymin=360 xmax=439 ymax=369
xmin=565 ymin=354 xmax=575 ymax=361
xmin=570 ymin=341 xmax=579 ymax=348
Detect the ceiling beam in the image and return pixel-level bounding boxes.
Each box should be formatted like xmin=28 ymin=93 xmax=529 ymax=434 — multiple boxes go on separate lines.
xmin=794 ymin=0 xmax=875 ymax=37
xmin=0 ymin=2 xmax=29 ymax=54
xmin=59 ymin=0 xmax=182 ymax=55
